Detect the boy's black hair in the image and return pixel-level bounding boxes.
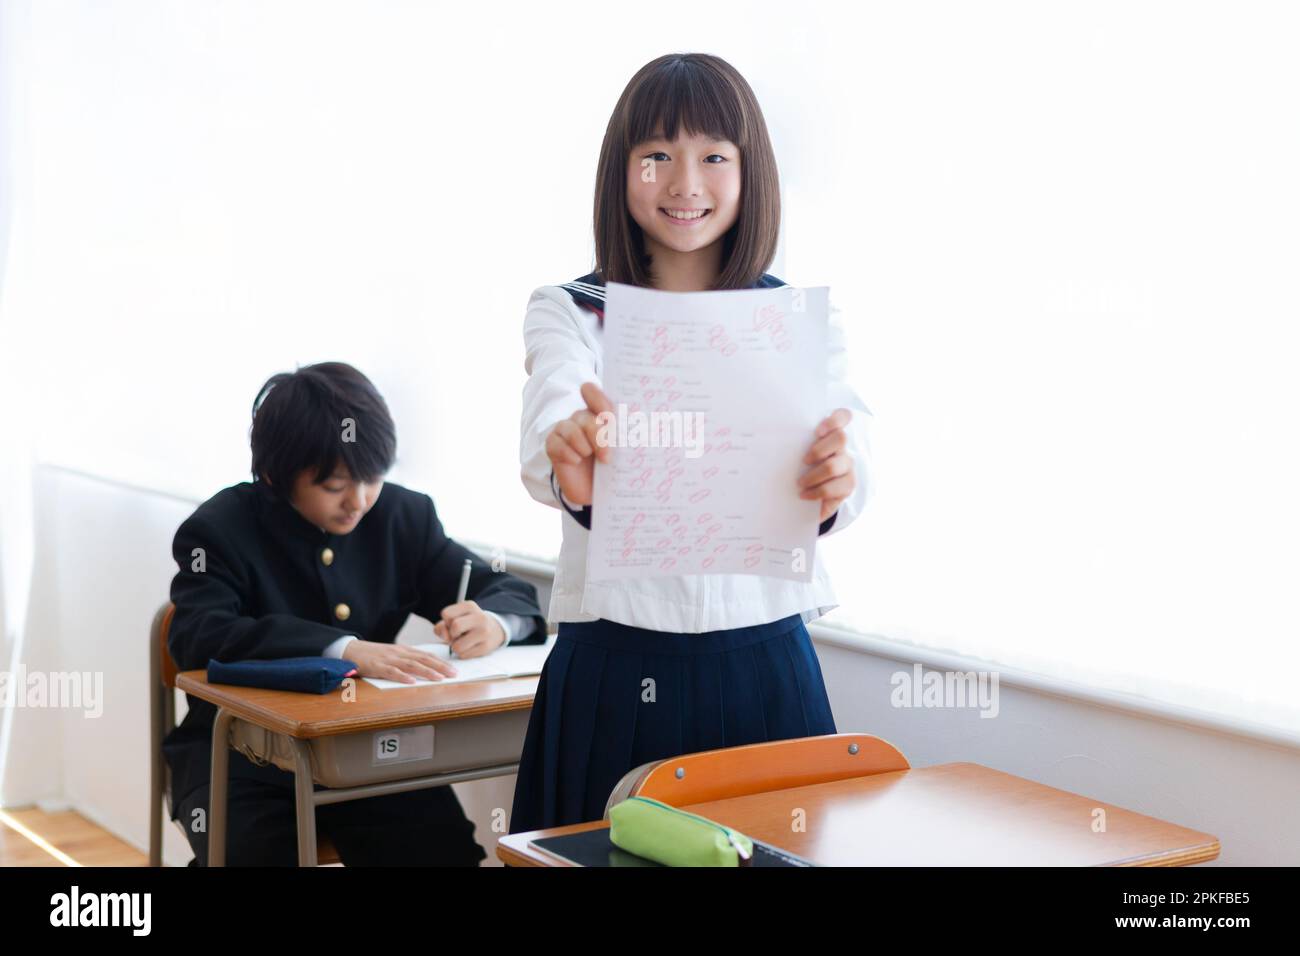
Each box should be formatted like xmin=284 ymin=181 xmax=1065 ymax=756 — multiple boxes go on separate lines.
xmin=250 ymin=362 xmax=397 ymax=496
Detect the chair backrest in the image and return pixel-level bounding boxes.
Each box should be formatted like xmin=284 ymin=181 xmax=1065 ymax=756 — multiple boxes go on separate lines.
xmin=152 ymin=602 xmax=178 ymax=690
xmin=604 ymin=732 xmax=910 ymax=818
xmin=149 ymin=601 xmax=177 ymax=866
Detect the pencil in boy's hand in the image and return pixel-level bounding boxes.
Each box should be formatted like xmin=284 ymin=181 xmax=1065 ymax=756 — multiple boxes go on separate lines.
xmin=449 ymin=558 xmax=472 ymax=659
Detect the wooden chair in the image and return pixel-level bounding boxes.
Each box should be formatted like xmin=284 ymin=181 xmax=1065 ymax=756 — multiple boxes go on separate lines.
xmin=149 ymin=600 xmax=340 ymax=866
xmin=603 ymin=732 xmax=910 ymax=818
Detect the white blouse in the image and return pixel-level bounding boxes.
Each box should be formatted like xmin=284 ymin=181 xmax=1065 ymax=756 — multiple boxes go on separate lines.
xmin=518 ymin=281 xmax=874 ymax=634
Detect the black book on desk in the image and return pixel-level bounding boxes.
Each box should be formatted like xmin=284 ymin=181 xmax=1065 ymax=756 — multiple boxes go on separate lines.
xmin=530 ymin=829 xmax=816 ymax=867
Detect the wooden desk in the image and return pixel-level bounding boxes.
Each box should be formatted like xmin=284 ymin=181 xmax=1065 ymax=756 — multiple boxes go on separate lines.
xmin=176 ymin=670 xmax=538 ymax=866
xmin=498 ymin=761 xmax=1220 ymax=867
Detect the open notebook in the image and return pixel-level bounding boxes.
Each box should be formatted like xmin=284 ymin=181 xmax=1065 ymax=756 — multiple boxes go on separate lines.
xmin=361 ymin=636 xmax=556 ymax=690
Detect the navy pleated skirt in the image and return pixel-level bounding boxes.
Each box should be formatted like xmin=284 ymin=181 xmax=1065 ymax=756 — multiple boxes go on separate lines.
xmin=508 ymin=613 xmax=837 ymax=834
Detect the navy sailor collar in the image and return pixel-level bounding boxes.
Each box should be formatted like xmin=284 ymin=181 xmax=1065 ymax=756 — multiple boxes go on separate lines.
xmin=560 ymin=270 xmax=788 ymax=323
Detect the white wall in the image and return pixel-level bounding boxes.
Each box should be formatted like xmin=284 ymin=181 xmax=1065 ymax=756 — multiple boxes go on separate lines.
xmin=9 ymin=464 xmax=1297 ymax=865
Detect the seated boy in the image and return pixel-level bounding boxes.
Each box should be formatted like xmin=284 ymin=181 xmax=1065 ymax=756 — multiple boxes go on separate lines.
xmin=163 ymin=361 xmax=546 ymax=866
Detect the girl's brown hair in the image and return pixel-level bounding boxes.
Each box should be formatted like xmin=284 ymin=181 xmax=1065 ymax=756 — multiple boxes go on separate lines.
xmin=593 ymin=53 xmax=781 ymax=290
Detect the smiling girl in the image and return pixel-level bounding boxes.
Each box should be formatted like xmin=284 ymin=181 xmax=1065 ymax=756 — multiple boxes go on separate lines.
xmin=510 ymin=53 xmax=874 ymax=833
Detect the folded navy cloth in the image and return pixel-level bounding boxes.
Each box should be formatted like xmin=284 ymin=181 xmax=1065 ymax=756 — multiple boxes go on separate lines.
xmin=206 ymin=657 xmax=359 ymax=694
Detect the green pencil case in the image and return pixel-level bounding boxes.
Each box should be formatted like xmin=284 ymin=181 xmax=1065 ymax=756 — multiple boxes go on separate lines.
xmin=608 ymin=795 xmax=755 ymax=867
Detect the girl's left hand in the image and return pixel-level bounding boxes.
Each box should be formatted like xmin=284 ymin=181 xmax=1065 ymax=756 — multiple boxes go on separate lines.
xmin=798 ymin=408 xmax=856 ymax=522
xmin=433 ymin=600 xmax=507 ymax=657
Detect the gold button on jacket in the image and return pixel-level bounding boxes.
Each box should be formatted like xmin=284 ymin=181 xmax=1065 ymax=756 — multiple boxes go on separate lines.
xmin=321 ymin=547 xmax=335 ymax=566
xmin=334 ymin=603 xmax=351 ymax=622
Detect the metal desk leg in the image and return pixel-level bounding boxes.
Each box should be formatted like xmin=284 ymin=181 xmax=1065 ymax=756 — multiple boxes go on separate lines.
xmin=289 ymin=737 xmax=319 ymax=867
xmin=208 ymin=707 xmax=235 ymax=867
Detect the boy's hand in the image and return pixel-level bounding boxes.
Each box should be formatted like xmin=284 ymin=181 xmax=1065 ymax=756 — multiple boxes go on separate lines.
xmin=433 ymin=599 xmax=507 ymax=658
xmin=798 ymin=408 xmax=856 ymax=522
xmin=544 ymin=382 xmax=614 ymax=506
xmin=345 ymin=640 xmax=458 ymax=684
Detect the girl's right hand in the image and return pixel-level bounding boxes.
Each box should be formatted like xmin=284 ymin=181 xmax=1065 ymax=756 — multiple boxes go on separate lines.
xmin=544 ymin=381 xmax=614 ymax=506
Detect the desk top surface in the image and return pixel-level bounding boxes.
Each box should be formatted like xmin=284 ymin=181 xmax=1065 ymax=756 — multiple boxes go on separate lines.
xmin=175 ymin=670 xmax=538 ymax=738
xmin=498 ymin=761 xmax=1221 ymax=867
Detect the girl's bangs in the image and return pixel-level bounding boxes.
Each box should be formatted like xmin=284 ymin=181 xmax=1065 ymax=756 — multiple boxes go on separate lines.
xmin=624 ymin=64 xmax=747 ymax=151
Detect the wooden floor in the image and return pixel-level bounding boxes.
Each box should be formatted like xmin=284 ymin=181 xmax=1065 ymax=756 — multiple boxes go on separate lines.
xmin=0 ymin=806 xmax=147 ymax=867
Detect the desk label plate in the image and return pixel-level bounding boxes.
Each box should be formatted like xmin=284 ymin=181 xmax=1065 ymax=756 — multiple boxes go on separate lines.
xmin=372 ymin=726 xmax=435 ymax=766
